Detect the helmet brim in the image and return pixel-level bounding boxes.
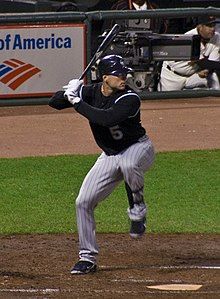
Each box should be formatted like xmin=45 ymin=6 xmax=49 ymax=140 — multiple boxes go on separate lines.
xmin=107 ymin=66 xmax=133 ymax=77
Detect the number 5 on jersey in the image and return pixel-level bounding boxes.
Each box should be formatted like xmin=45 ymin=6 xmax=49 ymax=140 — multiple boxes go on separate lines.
xmin=109 ymin=125 xmax=123 ymax=140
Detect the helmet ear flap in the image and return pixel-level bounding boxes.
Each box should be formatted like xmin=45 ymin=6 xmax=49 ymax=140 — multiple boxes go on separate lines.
xmin=91 ymin=59 xmax=103 ymax=81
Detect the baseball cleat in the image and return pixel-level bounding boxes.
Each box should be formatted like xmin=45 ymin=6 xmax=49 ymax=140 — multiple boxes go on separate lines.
xmin=130 ymin=217 xmax=146 ymax=239
xmin=70 ymin=261 xmax=97 ymax=275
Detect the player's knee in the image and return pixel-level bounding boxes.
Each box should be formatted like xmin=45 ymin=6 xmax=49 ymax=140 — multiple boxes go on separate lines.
xmin=76 ymin=195 xmax=94 ymax=211
xmin=76 ymin=197 xmax=87 ymax=210
xmin=121 ymin=161 xmax=137 ymax=174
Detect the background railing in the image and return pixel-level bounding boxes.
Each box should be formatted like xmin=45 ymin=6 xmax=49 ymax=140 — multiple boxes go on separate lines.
xmin=0 ymin=6 xmax=220 ymax=106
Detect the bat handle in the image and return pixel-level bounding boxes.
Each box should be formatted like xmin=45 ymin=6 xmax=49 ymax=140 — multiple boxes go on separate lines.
xmin=78 ymin=74 xmax=84 ymax=81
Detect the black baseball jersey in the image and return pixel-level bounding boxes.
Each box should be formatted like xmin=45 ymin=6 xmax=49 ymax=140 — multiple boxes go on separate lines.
xmin=49 ymin=83 xmax=147 ymax=155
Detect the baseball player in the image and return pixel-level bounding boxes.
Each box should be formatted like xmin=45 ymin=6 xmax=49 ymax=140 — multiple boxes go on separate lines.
xmin=158 ymin=16 xmax=220 ymax=91
xmin=49 ymin=55 xmax=155 ymax=274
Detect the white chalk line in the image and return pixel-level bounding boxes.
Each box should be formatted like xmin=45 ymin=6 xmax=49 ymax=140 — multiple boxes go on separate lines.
xmin=0 ymin=265 xmax=219 ymax=295
xmin=111 ymin=278 xmax=203 ymax=283
xmin=162 ymin=266 xmax=220 ymax=270
xmin=100 ymin=265 xmax=220 ymax=270
xmin=0 ymin=288 xmax=59 ymax=294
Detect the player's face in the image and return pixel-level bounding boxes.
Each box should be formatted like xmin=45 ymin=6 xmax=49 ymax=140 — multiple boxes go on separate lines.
xmin=104 ymin=74 xmax=127 ymax=91
xmin=199 ymin=24 xmax=215 ymax=40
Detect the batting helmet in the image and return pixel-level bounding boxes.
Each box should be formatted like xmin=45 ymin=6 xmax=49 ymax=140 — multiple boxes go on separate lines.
xmin=98 ymin=55 xmax=133 ymax=78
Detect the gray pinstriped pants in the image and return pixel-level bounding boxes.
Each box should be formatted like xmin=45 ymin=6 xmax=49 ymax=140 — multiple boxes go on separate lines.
xmin=75 ymin=136 xmax=155 ymax=263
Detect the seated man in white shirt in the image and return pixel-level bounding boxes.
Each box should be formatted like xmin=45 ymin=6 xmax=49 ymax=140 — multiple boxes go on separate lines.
xmin=158 ymin=16 xmax=220 ymax=91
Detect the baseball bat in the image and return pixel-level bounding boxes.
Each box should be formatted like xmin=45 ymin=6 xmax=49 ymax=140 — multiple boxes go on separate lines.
xmin=79 ymin=24 xmax=120 ymax=80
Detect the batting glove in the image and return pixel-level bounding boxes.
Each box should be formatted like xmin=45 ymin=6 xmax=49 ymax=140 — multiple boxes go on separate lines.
xmin=63 ymin=79 xmax=83 ymax=97
xmin=65 ymin=89 xmax=81 ymax=105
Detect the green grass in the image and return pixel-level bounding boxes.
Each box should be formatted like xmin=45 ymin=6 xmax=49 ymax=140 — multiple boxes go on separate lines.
xmin=0 ymin=150 xmax=219 ymax=234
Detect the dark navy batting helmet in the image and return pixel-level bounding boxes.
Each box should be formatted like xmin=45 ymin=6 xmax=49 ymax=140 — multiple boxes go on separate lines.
xmin=98 ymin=55 xmax=133 ymax=78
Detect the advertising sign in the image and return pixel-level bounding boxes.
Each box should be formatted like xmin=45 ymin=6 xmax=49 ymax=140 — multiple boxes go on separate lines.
xmin=0 ymin=24 xmax=86 ymax=98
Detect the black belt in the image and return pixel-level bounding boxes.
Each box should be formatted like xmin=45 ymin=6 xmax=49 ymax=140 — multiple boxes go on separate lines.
xmin=166 ymin=65 xmax=189 ymax=77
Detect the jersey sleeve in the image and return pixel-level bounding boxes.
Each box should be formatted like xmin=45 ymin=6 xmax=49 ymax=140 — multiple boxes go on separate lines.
xmin=80 ymin=85 xmax=96 ymax=104
xmin=74 ymin=94 xmax=140 ymax=127
xmin=48 ymin=90 xmax=73 ymax=110
xmin=48 ymin=84 xmax=94 ymax=110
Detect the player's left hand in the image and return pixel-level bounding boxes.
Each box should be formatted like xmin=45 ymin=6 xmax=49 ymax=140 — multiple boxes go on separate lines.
xmin=63 ymin=79 xmax=83 ymax=105
xmin=65 ymin=89 xmax=81 ymax=105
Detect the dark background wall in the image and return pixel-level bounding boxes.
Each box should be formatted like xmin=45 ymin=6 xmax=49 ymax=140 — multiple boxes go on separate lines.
xmin=0 ymin=0 xmax=219 ymax=13
xmin=0 ymin=1 xmax=219 ymax=37
xmin=155 ymin=0 xmax=219 ymax=8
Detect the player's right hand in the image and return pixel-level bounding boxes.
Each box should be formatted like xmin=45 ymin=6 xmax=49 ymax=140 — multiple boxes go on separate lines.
xmin=63 ymin=79 xmax=83 ymax=96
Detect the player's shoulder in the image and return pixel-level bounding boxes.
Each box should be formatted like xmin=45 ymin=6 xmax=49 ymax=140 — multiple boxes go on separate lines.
xmin=81 ymin=82 xmax=101 ymax=99
xmin=82 ymin=82 xmax=101 ymax=92
xmin=114 ymin=87 xmax=141 ymax=104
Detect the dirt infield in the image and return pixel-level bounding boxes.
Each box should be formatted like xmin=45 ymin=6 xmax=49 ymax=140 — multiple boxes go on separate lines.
xmin=1 ymin=97 xmax=220 ymax=157
xmin=0 ymin=234 xmax=219 ymax=299
xmin=0 ymin=97 xmax=220 ymax=298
